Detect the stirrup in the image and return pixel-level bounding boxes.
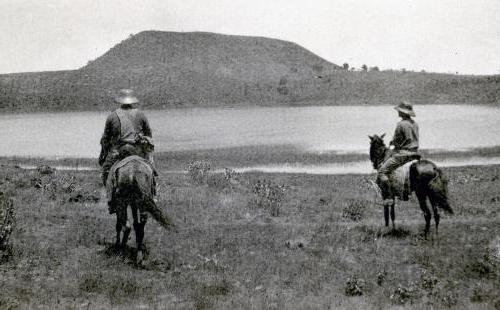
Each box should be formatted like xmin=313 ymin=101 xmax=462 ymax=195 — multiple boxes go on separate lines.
xmin=383 ymin=199 xmax=394 ymax=206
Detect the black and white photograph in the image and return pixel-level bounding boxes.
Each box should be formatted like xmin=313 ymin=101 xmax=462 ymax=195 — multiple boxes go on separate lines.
xmin=0 ymin=0 xmax=499 ymax=308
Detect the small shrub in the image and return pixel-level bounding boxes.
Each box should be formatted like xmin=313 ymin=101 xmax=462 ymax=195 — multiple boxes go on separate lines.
xmin=466 ymin=253 xmax=498 ymax=279
xmin=420 ymin=271 xmax=438 ymax=291
xmin=390 ymin=283 xmax=420 ymax=305
xmin=0 ymin=194 xmax=15 ymax=254
xmin=344 ymin=276 xmax=365 ymax=296
xmin=342 ymin=200 xmax=366 ymax=221
xmin=0 ymin=296 xmax=19 ymax=310
xmin=207 ymin=168 xmax=239 ymax=191
xmin=440 ymin=290 xmax=458 ymax=307
xmin=251 ymin=179 xmax=286 ymax=216
xmin=470 ymin=284 xmax=489 ymax=303
xmin=36 ymin=165 xmax=55 ymax=175
xmin=376 ymin=270 xmax=387 ymax=286
xmin=186 ymin=161 xmax=211 ymax=184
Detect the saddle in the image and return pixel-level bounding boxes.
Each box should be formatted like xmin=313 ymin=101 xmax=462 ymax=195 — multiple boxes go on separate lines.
xmin=389 ymin=160 xmax=418 ymax=201
xmin=106 ymin=155 xmax=154 ymax=205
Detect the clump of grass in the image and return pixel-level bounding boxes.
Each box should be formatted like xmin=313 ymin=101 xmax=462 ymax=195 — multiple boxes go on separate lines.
xmin=465 ymin=251 xmax=498 ymax=279
xmin=36 ymin=165 xmax=55 ymax=175
xmin=470 ymin=284 xmax=491 ymax=303
xmin=251 ymin=179 xmax=286 ymax=216
xmin=342 ymin=199 xmax=367 ymax=221
xmin=186 ymin=161 xmax=211 ymax=184
xmin=439 ymin=289 xmax=459 ymax=307
xmin=78 ymin=270 xmax=155 ymax=304
xmin=390 ymin=283 xmax=420 ymax=305
xmin=0 ymin=296 xmax=20 ymax=310
xmin=376 ymin=270 xmax=387 ymax=286
xmin=420 ymin=270 xmax=438 ymax=291
xmin=0 ymin=193 xmax=15 ymax=261
xmin=344 ymin=275 xmax=365 ymax=296
xmin=207 ymin=168 xmax=239 ymax=191
xmin=191 ymin=279 xmax=231 ymax=310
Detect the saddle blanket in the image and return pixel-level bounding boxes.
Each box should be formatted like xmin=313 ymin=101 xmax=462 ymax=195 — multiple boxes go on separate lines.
xmin=106 ymin=155 xmax=152 ymax=201
xmin=390 ymin=160 xmax=418 ymax=201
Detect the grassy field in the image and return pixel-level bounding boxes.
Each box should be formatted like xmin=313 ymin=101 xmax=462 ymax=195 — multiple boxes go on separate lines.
xmin=0 ymin=157 xmax=499 ymax=309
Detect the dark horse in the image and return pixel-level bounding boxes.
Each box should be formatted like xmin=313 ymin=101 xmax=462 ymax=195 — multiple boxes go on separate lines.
xmin=369 ymin=134 xmax=453 ymax=234
xmin=113 ymin=157 xmax=175 ymax=265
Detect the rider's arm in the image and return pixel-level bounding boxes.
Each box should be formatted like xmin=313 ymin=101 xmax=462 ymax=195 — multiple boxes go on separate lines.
xmin=390 ymin=123 xmax=405 ymax=149
xmin=138 ymin=111 xmax=152 ymax=138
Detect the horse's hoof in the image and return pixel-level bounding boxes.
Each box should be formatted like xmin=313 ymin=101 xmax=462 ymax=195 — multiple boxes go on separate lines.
xmin=136 ymin=250 xmax=145 ymax=267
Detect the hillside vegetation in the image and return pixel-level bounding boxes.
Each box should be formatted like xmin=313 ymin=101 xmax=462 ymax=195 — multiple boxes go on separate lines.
xmin=0 ymin=31 xmax=499 ymax=112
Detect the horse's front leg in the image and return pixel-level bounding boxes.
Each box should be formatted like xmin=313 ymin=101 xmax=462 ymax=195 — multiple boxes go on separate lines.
xmin=416 ymin=190 xmax=431 ymax=235
xmin=383 ymin=199 xmax=395 ymax=228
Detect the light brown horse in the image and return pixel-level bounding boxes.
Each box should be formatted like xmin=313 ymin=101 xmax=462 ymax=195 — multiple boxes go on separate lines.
xmin=113 ymin=157 xmax=175 ymax=265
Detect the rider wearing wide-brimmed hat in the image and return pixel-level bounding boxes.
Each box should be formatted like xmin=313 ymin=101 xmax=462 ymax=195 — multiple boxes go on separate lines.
xmin=378 ymin=101 xmax=420 ymax=204
xmin=99 ymin=89 xmax=155 ymax=212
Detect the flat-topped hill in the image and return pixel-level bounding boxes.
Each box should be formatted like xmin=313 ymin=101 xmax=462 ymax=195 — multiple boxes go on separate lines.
xmin=0 ymin=31 xmax=498 ymax=112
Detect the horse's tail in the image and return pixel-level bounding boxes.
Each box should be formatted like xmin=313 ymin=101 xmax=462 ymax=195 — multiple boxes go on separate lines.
xmin=428 ymin=167 xmax=454 ymax=214
xmin=142 ymin=195 xmax=176 ymax=231
xmin=132 ymin=174 xmax=176 ymax=231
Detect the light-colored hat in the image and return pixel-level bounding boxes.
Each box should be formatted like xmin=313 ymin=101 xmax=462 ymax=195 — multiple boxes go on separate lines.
xmin=394 ymin=101 xmax=416 ymax=117
xmin=114 ymin=89 xmax=139 ymax=105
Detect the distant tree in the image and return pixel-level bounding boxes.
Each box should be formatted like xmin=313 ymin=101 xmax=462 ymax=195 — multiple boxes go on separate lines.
xmin=350 ymin=67 xmax=356 ymax=71
xmin=361 ymin=64 xmax=368 ymax=71
xmin=402 ymin=68 xmax=406 ymax=73
xmin=343 ymin=63 xmax=349 ymax=70
xmin=420 ymin=69 xmax=426 ymax=73
xmin=369 ymin=66 xmax=380 ymax=72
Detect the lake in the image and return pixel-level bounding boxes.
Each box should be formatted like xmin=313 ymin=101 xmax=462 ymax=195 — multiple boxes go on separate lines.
xmin=1 ymin=105 xmax=500 ymax=159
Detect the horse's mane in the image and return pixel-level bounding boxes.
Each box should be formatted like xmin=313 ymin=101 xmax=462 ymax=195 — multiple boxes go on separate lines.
xmin=369 ymin=134 xmax=388 ymax=170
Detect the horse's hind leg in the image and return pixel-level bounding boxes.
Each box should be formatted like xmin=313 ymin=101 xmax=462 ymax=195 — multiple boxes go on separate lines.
xmin=115 ymin=207 xmax=126 ymax=251
xmin=416 ymin=190 xmax=431 ymax=235
xmin=132 ymin=206 xmax=148 ymax=266
xmin=384 ymin=205 xmax=390 ymax=227
xmin=121 ymin=213 xmax=132 ymax=251
xmin=428 ymin=196 xmax=440 ymax=236
xmin=390 ymin=201 xmax=396 ymax=229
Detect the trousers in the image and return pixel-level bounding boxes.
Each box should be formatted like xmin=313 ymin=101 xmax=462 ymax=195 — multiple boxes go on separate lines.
xmin=377 ymin=150 xmax=418 ymax=202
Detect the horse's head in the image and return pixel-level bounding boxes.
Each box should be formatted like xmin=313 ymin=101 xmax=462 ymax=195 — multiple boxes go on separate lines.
xmin=368 ymin=133 xmax=387 ymax=170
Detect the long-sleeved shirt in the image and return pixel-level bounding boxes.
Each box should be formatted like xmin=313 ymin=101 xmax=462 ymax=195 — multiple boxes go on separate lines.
xmin=100 ymin=105 xmax=152 ymax=153
xmin=391 ymin=119 xmax=419 ymax=152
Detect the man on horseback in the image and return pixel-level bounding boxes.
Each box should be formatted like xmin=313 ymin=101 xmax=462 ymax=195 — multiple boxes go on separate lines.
xmin=99 ymin=89 xmax=156 ymax=214
xmin=378 ymin=101 xmax=420 ymax=206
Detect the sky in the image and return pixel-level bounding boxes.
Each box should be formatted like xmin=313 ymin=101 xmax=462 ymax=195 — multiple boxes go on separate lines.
xmin=0 ymin=0 xmax=499 ymax=75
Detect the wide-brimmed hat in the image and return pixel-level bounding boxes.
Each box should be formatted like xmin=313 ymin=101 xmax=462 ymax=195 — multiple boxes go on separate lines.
xmin=394 ymin=101 xmax=416 ymax=117
xmin=114 ymin=89 xmax=139 ymax=105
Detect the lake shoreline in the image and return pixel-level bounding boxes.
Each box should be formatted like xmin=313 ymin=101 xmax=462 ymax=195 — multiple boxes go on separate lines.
xmin=2 ymin=144 xmax=500 ymax=175
xmin=0 ymin=100 xmax=495 ymax=115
